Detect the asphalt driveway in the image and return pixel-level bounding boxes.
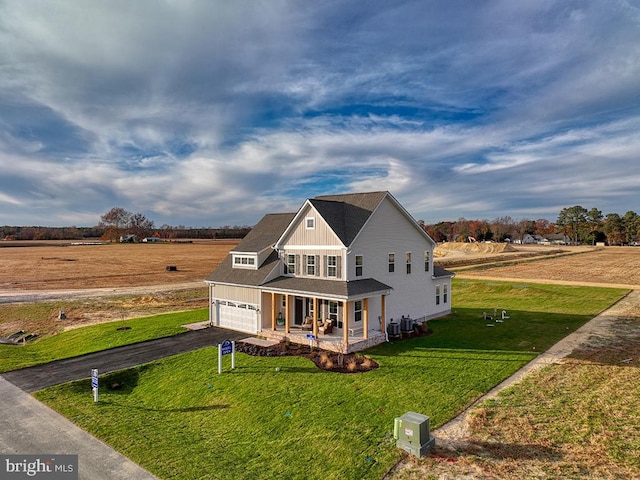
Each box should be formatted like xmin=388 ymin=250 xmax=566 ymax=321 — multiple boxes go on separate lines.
xmin=2 ymin=327 xmax=247 ymax=393
xmin=0 ymin=327 xmax=248 ymax=480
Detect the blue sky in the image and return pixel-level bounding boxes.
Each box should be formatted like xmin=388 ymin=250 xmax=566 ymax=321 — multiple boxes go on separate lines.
xmin=1 ymin=1 xmax=639 ymax=227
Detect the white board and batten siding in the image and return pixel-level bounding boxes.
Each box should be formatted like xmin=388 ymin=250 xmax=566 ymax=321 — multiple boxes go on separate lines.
xmin=282 ymin=204 xmax=343 ymax=247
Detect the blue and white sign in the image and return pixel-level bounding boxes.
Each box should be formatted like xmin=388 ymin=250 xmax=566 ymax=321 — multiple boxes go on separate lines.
xmin=91 ymin=368 xmax=99 ymax=403
xmin=218 ymin=340 xmax=236 ymax=374
xmin=220 ymin=340 xmax=233 ymax=356
xmin=306 ymin=334 xmax=316 ymax=340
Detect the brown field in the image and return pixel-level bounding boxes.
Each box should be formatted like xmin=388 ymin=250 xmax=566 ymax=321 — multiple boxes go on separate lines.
xmin=453 ymin=246 xmax=640 ymax=288
xmin=0 ymin=240 xmax=238 ymax=335
xmin=0 ymin=239 xmax=238 ymax=290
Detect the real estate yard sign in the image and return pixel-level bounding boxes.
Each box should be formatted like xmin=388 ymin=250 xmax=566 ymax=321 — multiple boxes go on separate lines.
xmin=217 ymin=340 xmax=235 ymax=374
xmin=91 ymin=368 xmax=98 ymax=403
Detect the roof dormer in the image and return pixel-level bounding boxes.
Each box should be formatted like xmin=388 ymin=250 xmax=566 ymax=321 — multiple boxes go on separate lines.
xmin=232 ymin=253 xmax=258 ymax=270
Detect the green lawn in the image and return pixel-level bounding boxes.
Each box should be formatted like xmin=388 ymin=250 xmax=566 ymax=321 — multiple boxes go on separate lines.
xmin=33 ymin=281 xmax=627 ymax=480
xmin=0 ymin=309 xmax=207 ymax=373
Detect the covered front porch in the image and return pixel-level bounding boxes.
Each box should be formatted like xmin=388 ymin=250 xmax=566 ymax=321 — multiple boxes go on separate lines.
xmin=260 ymin=327 xmax=387 ymax=353
xmin=261 ymin=277 xmax=392 ymax=353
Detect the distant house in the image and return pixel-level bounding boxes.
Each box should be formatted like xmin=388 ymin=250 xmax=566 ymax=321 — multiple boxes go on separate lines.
xmin=120 ymin=234 xmax=136 ymax=243
xmin=142 ymin=236 xmax=161 ymax=243
xmin=520 ymin=233 xmax=570 ymax=245
xmin=521 ymin=234 xmax=542 ymax=244
xmin=541 ymin=234 xmax=570 ymax=245
xmin=206 ymin=191 xmax=454 ymax=352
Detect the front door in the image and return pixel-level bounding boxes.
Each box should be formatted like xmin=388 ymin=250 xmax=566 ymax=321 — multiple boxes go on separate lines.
xmin=294 ymin=297 xmax=303 ymax=326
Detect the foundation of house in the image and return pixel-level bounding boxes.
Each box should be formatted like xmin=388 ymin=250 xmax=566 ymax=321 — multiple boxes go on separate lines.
xmin=260 ymin=329 xmax=387 ymax=353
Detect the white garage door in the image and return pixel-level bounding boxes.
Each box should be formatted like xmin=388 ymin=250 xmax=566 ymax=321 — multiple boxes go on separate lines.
xmin=218 ymin=301 xmax=259 ymax=334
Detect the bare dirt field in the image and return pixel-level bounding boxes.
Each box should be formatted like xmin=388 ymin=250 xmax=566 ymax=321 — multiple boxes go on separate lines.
xmin=0 ymin=239 xmax=238 ymax=290
xmin=453 ymin=246 xmax=640 ymax=288
xmin=0 ymin=240 xmax=237 ymax=336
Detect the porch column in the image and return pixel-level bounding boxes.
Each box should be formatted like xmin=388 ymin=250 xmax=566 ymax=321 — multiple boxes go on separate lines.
xmin=343 ymin=301 xmax=349 ymax=346
xmin=380 ymin=294 xmax=386 ymax=334
xmin=271 ymin=292 xmax=276 ymax=331
xmin=313 ymin=297 xmax=319 ymax=337
xmin=285 ymin=294 xmax=290 ymax=334
xmin=208 ymin=284 xmax=214 ymax=326
xmin=363 ymin=298 xmax=369 ymax=340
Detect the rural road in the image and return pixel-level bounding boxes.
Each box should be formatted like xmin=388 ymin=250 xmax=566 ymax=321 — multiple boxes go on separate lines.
xmin=0 ymin=281 xmax=205 ymax=304
xmin=2 ymin=327 xmax=247 ymax=392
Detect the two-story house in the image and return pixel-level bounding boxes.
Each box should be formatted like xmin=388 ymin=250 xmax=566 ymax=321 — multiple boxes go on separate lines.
xmin=206 ymin=191 xmax=453 ymax=352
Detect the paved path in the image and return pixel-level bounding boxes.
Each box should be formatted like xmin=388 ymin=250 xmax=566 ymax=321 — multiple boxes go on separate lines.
xmin=0 ymin=327 xmax=247 ymax=479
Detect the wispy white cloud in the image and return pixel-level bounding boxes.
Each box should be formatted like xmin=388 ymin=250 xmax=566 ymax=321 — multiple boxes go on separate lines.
xmin=0 ymin=1 xmax=639 ymax=227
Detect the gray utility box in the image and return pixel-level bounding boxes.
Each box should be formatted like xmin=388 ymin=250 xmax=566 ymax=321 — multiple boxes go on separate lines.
xmin=394 ymin=411 xmax=435 ymax=457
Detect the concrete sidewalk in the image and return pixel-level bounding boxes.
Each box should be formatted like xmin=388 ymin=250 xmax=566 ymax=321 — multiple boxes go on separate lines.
xmin=0 ymin=376 xmax=158 ymax=480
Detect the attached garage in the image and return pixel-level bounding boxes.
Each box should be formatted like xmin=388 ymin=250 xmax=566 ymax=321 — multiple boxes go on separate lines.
xmin=215 ymin=300 xmax=259 ymax=334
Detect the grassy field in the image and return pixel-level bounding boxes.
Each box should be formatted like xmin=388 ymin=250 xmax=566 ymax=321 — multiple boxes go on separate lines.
xmin=395 ymin=314 xmax=640 ymax=479
xmin=0 ymin=309 xmax=207 ymax=373
xmin=33 ymin=280 xmax=627 ymax=480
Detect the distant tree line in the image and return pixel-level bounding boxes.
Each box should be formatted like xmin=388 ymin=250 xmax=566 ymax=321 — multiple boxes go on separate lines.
xmin=5 ymin=205 xmax=638 ymax=246
xmin=420 ymin=206 xmax=640 ymax=246
xmin=1 ymin=207 xmax=251 ymax=242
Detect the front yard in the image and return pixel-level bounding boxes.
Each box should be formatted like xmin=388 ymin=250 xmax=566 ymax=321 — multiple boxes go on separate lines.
xmin=32 ymin=281 xmax=627 ymax=479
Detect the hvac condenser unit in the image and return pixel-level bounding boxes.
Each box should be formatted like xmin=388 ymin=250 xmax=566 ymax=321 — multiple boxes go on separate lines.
xmin=393 ymin=411 xmax=435 ymax=457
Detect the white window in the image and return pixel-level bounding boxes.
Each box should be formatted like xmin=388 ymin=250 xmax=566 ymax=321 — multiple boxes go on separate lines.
xmin=406 ymin=252 xmax=412 ymax=274
xmin=354 ymin=300 xmax=362 ymax=322
xmin=285 ymin=254 xmax=296 ymax=275
xmin=306 ymin=255 xmax=316 ymax=276
xmin=436 ymin=285 xmax=441 ymax=305
xmin=443 ymin=284 xmax=448 ymax=304
xmin=327 ymin=255 xmax=337 ymax=277
xmin=424 ymin=250 xmax=430 ymax=272
xmin=305 ymin=217 xmax=315 ymax=229
xmin=388 ymin=253 xmax=395 ymax=273
xmin=355 ymin=255 xmax=363 ymax=277
xmin=329 ymin=301 xmax=339 ymax=323
xmin=233 ymin=255 xmax=256 ymax=269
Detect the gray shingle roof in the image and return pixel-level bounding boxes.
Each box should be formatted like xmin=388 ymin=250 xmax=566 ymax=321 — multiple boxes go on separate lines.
xmin=433 ymin=265 xmax=455 ymax=278
xmin=232 ymin=213 xmax=296 ymax=253
xmin=262 ymin=276 xmax=392 ymax=299
xmin=206 ymin=250 xmax=279 ymax=285
xmin=309 ymin=191 xmax=387 ymax=246
xmin=207 ymin=213 xmax=295 ymax=285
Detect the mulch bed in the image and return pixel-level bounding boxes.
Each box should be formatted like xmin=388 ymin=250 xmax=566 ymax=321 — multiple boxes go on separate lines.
xmin=236 ymin=325 xmax=432 ymax=373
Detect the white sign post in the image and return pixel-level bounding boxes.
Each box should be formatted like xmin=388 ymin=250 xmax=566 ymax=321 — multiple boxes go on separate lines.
xmin=91 ymin=368 xmax=99 ymax=403
xmin=218 ymin=340 xmax=235 ymax=374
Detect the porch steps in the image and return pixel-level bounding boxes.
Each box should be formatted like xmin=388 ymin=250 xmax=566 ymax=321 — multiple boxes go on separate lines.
xmin=240 ymin=337 xmax=280 ymax=348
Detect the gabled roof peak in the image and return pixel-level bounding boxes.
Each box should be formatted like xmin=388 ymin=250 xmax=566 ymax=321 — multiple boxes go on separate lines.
xmin=308 ymin=192 xmax=388 ymax=246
